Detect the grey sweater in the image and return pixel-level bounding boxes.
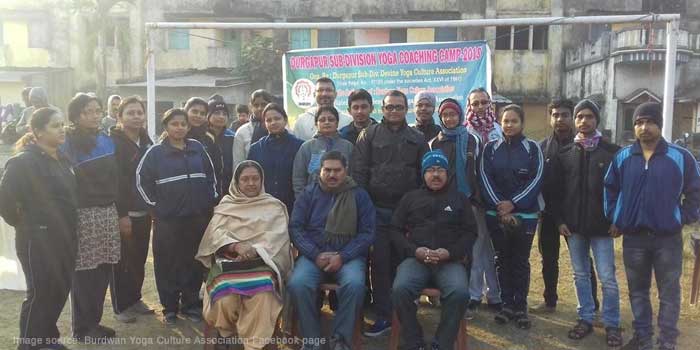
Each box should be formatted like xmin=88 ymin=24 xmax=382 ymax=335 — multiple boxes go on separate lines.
xmin=292 ymin=133 xmax=354 ymax=196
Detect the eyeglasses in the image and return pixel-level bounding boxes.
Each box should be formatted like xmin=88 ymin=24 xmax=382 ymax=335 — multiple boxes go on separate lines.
xmin=470 ymin=100 xmax=491 ymax=107
xmin=383 ymin=104 xmax=406 ymax=112
xmin=425 ymin=167 xmax=447 ymax=174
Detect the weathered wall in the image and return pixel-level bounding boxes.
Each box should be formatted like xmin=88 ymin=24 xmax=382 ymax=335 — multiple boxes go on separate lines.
xmin=493 ymin=52 xmax=550 ymax=100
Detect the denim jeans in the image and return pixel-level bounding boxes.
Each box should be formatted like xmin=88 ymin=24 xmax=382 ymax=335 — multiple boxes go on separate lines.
xmin=568 ymin=234 xmax=620 ymax=327
xmin=287 ymin=256 xmax=366 ymax=343
xmin=623 ymin=232 xmax=683 ymax=345
xmin=369 ymin=206 xmax=395 ymax=320
xmin=468 ymin=206 xmax=501 ymax=304
xmin=486 ymin=215 xmax=537 ymax=312
xmin=392 ymin=258 xmax=470 ymax=350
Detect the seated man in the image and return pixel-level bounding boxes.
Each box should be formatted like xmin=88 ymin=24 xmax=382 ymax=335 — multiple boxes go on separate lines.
xmin=287 ymin=151 xmax=376 ymax=350
xmin=391 ymin=150 xmax=477 ymax=350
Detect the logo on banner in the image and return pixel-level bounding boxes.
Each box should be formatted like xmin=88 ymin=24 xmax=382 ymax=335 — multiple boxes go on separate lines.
xmin=291 ymin=79 xmax=315 ymax=108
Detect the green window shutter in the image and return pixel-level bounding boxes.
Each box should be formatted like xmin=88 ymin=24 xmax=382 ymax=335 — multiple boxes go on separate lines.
xmin=290 ymin=30 xmax=311 ymax=50
xmin=168 ymin=29 xmax=190 ymax=50
xmin=435 ymin=27 xmax=458 ymax=42
xmin=318 ymin=29 xmax=340 ymax=48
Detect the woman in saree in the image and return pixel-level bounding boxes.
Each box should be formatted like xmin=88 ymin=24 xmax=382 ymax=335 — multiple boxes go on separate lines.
xmin=196 ymin=160 xmax=293 ymax=349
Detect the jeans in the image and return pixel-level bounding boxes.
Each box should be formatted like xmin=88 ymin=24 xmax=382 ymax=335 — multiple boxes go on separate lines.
xmin=623 ymin=232 xmax=683 ymax=345
xmin=287 ymin=256 xmax=366 ymax=343
xmin=468 ymin=207 xmax=501 ymax=304
xmin=392 ymin=258 xmax=470 ymax=350
xmin=369 ymin=207 xmax=395 ymax=320
xmin=486 ymin=215 xmax=537 ymax=312
xmin=568 ymin=234 xmax=620 ymax=327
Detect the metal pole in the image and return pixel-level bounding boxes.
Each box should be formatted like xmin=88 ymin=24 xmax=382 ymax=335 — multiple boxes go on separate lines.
xmin=146 ymin=14 xmax=680 ymax=30
xmin=146 ymin=28 xmax=156 ymax=141
xmin=663 ymin=19 xmax=679 ymax=141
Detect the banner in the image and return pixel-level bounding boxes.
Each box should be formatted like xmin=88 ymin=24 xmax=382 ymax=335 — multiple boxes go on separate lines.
xmin=283 ymin=41 xmax=491 ymax=124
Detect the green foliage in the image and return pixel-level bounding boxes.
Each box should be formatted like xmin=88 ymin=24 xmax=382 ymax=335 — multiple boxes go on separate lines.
xmin=236 ymin=35 xmax=284 ymax=88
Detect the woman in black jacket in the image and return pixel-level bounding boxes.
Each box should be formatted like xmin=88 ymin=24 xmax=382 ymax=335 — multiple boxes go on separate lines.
xmin=61 ymin=93 xmax=121 ymax=342
xmin=0 ymin=107 xmax=77 ymax=350
xmin=109 ymin=96 xmax=154 ymax=322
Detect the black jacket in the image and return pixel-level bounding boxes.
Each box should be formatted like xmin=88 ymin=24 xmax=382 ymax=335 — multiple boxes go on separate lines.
xmin=351 ymin=120 xmax=428 ymax=209
xmin=0 ymin=144 xmax=78 ymax=239
xmin=413 ymin=123 xmax=441 ymax=143
xmin=390 ymin=187 xmax=477 ymax=262
xmin=429 ymin=132 xmax=480 ymax=203
xmin=61 ymin=131 xmax=119 ymax=208
xmin=188 ymin=126 xmax=223 ymax=197
xmin=551 ymin=139 xmax=620 ymax=237
xmin=339 ymin=118 xmax=377 ymax=145
xmin=111 ymin=127 xmax=153 ymax=217
xmin=539 ymin=133 xmax=573 ymax=215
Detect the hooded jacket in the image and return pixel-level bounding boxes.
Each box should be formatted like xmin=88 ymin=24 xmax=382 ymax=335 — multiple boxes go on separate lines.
xmin=110 ymin=126 xmax=154 ymax=217
xmin=351 ymin=120 xmax=429 ymax=209
xmin=604 ymin=139 xmax=700 ymax=235
xmin=551 ymin=139 xmax=620 ymax=237
xmin=479 ymin=134 xmax=544 ymax=214
xmin=136 ymin=138 xmax=218 ymax=218
xmin=247 ymin=131 xmax=304 ymax=212
xmin=390 ymin=186 xmax=477 ymax=263
xmin=292 ymin=133 xmax=354 ymax=196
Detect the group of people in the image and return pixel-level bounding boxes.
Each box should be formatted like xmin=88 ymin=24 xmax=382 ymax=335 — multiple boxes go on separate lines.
xmin=0 ymin=75 xmax=697 ymax=350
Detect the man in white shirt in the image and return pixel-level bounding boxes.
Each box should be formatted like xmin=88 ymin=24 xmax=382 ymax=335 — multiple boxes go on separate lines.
xmin=293 ymin=77 xmax=352 ymax=140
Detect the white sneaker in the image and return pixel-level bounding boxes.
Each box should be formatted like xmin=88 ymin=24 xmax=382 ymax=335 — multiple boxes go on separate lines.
xmin=114 ymin=309 xmax=137 ymax=323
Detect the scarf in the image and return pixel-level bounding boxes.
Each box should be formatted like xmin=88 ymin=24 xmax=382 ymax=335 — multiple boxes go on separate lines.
xmin=438 ymin=101 xmax=471 ymax=197
xmin=574 ymin=130 xmax=602 ymax=150
xmin=196 ymin=161 xmax=293 ymax=295
xmin=319 ymin=176 xmax=358 ymax=246
xmin=465 ymin=103 xmax=497 ymax=142
xmin=250 ymin=114 xmax=269 ymax=144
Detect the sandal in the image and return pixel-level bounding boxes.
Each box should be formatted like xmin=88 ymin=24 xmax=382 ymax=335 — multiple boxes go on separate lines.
xmin=514 ymin=311 xmax=531 ymax=330
xmin=494 ymin=308 xmax=515 ymax=324
xmin=605 ymin=327 xmax=623 ymax=347
xmin=567 ymin=320 xmax=593 ymax=340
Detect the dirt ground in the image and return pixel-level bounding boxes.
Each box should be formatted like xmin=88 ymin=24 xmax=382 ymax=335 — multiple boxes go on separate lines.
xmin=1 ymin=231 xmax=700 ymax=350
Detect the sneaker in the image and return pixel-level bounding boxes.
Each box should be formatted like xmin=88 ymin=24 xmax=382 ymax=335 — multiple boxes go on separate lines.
xmin=114 ymin=309 xmax=137 ymax=323
xmin=464 ymin=300 xmax=480 ymax=320
xmin=129 ymin=300 xmax=155 ymax=315
xmin=494 ymin=308 xmax=515 ymax=325
xmin=363 ymin=319 xmax=391 ymax=337
xmin=182 ymin=308 xmax=203 ymax=322
xmin=529 ymin=302 xmax=556 ymax=314
xmin=164 ymin=312 xmax=177 ymax=325
xmin=657 ymin=340 xmax=677 ymax=350
xmin=621 ymin=335 xmax=653 ymax=350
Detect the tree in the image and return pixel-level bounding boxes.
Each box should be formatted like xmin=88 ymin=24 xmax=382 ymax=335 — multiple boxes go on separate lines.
xmin=236 ymin=35 xmax=284 ymax=91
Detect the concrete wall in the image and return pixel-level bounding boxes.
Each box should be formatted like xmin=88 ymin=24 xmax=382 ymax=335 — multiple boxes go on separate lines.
xmin=0 ymin=82 xmax=25 ymax=105
xmin=2 ymin=21 xmax=50 ymax=67
xmin=493 ymin=52 xmax=550 ymax=100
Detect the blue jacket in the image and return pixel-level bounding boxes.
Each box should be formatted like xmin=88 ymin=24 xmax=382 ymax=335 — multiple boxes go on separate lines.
xmin=604 ymin=139 xmax=700 ymax=235
xmin=215 ymin=128 xmax=235 ymax=194
xmin=248 ymin=131 xmax=304 ymax=213
xmin=290 ymin=182 xmax=376 ymax=263
xmin=479 ymin=134 xmax=544 ymax=214
xmin=61 ymin=131 xmax=119 ymax=208
xmin=136 ymin=138 xmax=218 ymax=218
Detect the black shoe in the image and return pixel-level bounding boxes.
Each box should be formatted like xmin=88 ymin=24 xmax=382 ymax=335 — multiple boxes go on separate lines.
xmin=494 ymin=308 xmax=515 ymax=324
xmin=182 ymin=308 xmax=203 ymax=322
xmin=74 ymin=325 xmax=116 ymax=343
xmin=487 ymin=302 xmax=503 ymax=313
xmin=513 ymin=311 xmax=531 ymax=330
xmin=164 ymin=311 xmax=178 ymax=325
xmin=657 ymin=340 xmax=677 ymax=350
xmin=621 ymin=335 xmax=653 ymax=350
xmin=463 ymin=300 xmax=480 ymax=320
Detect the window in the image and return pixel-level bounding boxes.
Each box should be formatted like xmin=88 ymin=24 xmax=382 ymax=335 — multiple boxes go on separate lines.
xmin=435 ymin=27 xmax=458 ymax=42
xmin=513 ymin=26 xmax=529 ymax=50
xmin=290 ymin=29 xmax=311 ymax=49
xmin=390 ymin=28 xmax=407 ymax=43
xmin=495 ymin=26 xmax=511 ymax=50
xmin=318 ymin=29 xmax=340 ymax=48
xmin=27 ymin=21 xmax=49 ymax=49
xmin=532 ymin=26 xmax=548 ymax=50
xmin=168 ymin=29 xmax=190 ymax=50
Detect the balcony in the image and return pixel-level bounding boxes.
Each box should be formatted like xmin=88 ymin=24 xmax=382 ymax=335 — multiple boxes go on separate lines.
xmin=610 ymin=27 xmax=698 ymax=65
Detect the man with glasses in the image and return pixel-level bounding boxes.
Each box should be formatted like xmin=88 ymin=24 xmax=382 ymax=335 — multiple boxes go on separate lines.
xmin=352 ymin=90 xmax=428 ymax=337
xmin=294 ymin=77 xmax=352 ymax=141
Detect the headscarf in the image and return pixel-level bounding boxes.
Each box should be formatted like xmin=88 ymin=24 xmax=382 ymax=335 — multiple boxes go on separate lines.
xmin=438 ymin=98 xmax=472 ymax=197
xmin=196 ymin=160 xmax=293 ymax=290
xmin=574 ymin=129 xmax=603 ymax=150
xmin=465 ymin=96 xmax=497 ymax=142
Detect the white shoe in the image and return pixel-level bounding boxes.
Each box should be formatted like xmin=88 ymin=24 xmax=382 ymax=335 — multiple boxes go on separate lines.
xmin=114 ymin=309 xmax=137 ymax=323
